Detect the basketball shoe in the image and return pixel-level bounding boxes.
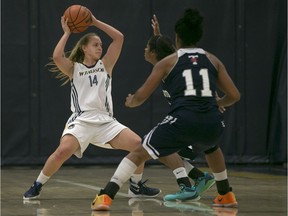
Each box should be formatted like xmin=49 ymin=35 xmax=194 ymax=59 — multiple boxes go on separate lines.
xmin=91 ymin=194 xmax=112 ymax=211
xmin=213 ymin=191 xmax=238 ymax=207
xmin=163 ymin=184 xmax=200 ymax=202
xmin=128 ymin=179 xmax=161 ymax=197
xmin=23 ymin=181 xmax=43 ymax=200
xmin=194 ymin=172 xmax=215 ymax=195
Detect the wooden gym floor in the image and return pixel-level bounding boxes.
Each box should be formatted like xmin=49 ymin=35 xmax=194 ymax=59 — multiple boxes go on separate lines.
xmin=1 ymin=164 xmax=287 ymax=216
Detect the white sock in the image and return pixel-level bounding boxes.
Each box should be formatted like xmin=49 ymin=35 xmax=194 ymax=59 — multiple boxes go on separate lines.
xmin=131 ymin=173 xmax=143 ymax=184
xmin=183 ymin=160 xmax=194 ymax=174
xmin=173 ymin=167 xmax=188 ymax=179
xmin=36 ymin=171 xmax=50 ymax=185
xmin=111 ymin=157 xmax=138 ymax=187
xmin=213 ymin=170 xmax=227 ymax=181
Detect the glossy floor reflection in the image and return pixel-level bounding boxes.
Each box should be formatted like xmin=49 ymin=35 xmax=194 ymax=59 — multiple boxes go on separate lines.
xmin=1 ymin=165 xmax=287 ymax=216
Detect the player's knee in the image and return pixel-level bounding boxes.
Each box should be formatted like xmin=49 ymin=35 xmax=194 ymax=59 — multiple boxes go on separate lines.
xmin=53 ymin=143 xmax=75 ymax=162
xmin=128 ymin=136 xmax=142 ymax=151
xmin=134 ymin=136 xmax=142 ymax=146
xmin=133 ymin=146 xmax=150 ymax=161
xmin=53 ymin=148 xmax=70 ymax=162
xmin=178 ymin=147 xmax=198 ymax=160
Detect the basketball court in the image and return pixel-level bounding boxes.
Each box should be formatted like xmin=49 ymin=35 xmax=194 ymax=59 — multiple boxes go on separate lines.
xmin=1 ymin=164 xmax=287 ymax=216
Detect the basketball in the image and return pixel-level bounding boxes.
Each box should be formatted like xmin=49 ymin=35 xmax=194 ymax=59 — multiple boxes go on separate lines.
xmin=63 ymin=5 xmax=92 ymax=33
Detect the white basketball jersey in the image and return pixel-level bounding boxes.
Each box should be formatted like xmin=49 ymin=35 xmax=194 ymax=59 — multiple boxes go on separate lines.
xmin=70 ymin=61 xmax=113 ymax=117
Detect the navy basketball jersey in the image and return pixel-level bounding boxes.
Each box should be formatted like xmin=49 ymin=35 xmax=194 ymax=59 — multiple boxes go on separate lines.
xmin=162 ymin=48 xmax=218 ymax=112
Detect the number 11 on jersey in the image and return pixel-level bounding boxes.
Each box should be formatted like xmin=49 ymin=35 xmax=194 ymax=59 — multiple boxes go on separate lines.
xmin=182 ymin=68 xmax=212 ymax=97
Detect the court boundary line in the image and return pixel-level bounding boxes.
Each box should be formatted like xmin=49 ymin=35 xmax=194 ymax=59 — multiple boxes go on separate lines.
xmin=54 ymin=179 xmax=130 ymax=197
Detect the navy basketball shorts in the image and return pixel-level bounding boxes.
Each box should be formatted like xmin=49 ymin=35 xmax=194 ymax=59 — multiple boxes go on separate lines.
xmin=142 ymin=109 xmax=224 ymax=159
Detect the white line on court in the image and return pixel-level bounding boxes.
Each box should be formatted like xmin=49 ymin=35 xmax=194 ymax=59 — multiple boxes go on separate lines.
xmin=54 ymin=179 xmax=130 ymax=197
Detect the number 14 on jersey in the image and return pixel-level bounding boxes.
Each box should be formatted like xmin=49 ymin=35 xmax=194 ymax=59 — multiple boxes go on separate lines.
xmin=89 ymin=75 xmax=98 ymax=87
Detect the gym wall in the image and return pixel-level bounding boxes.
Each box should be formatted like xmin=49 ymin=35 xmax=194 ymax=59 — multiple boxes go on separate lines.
xmin=1 ymin=0 xmax=287 ymax=165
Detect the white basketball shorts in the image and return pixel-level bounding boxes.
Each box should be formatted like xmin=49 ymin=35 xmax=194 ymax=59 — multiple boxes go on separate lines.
xmin=62 ymin=114 xmax=127 ymax=158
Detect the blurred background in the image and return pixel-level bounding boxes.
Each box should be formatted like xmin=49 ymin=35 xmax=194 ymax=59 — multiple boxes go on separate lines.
xmin=1 ymin=0 xmax=287 ymax=167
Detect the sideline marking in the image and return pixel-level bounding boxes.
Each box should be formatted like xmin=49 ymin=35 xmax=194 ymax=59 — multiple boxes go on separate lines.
xmin=54 ymin=179 xmax=130 ymax=197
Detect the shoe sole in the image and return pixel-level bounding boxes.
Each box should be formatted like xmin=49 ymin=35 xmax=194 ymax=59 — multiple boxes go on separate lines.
xmin=164 ymin=194 xmax=201 ymax=202
xmin=91 ymin=204 xmax=110 ymax=211
xmin=176 ymin=195 xmax=201 ymax=202
xmin=23 ymin=195 xmax=40 ymax=200
xmin=212 ymin=202 xmax=238 ymax=208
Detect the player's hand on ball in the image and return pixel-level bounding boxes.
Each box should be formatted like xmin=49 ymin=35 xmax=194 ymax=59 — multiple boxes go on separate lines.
xmin=61 ymin=16 xmax=71 ymax=34
xmin=90 ymin=14 xmax=98 ymax=26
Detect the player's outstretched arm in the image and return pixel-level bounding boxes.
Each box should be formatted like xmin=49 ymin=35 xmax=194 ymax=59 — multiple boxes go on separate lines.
xmin=52 ymin=16 xmax=73 ymax=78
xmin=91 ymin=15 xmax=124 ymax=75
xmin=151 ymin=14 xmax=162 ymax=36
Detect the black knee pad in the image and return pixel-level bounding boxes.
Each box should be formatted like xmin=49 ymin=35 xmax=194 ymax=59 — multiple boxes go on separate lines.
xmin=204 ymin=145 xmax=219 ymax=154
xmin=178 ymin=146 xmax=198 ymax=160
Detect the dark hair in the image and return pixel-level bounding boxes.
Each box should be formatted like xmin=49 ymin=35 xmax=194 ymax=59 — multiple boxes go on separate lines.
xmin=174 ymin=8 xmax=203 ymax=46
xmin=148 ymin=35 xmax=176 ymax=61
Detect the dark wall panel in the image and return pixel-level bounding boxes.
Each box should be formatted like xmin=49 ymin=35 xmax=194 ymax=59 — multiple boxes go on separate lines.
xmin=1 ymin=0 xmax=32 ymax=164
xmin=245 ymin=0 xmax=287 ymax=161
xmin=1 ymin=0 xmax=286 ymax=165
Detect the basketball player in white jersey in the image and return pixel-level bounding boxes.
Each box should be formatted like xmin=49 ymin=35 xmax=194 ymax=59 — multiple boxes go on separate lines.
xmin=23 ymin=11 xmax=160 ymax=200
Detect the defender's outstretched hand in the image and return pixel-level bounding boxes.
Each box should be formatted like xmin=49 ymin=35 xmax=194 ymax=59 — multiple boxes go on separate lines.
xmin=125 ymin=94 xmax=134 ymax=107
xmin=151 ymin=14 xmax=161 ymax=36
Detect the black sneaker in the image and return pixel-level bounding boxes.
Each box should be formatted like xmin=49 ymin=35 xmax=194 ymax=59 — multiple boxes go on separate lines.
xmin=128 ymin=179 xmax=161 ymax=198
xmin=23 ymin=181 xmax=42 ymax=200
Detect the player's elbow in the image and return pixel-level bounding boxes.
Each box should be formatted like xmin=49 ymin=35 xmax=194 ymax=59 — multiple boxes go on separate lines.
xmin=119 ymin=33 xmax=124 ymax=41
xmin=52 ymin=54 xmax=63 ymax=64
xmin=226 ymin=91 xmax=241 ymax=106
xmin=232 ymin=90 xmax=241 ymax=102
xmin=116 ymin=33 xmax=124 ymax=45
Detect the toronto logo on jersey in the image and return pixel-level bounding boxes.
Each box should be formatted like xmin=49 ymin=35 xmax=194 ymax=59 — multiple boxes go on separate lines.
xmin=188 ymin=55 xmax=198 ymax=65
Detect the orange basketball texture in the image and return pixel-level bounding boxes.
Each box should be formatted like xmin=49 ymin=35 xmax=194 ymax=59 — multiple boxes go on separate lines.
xmin=64 ymin=5 xmax=92 ymax=33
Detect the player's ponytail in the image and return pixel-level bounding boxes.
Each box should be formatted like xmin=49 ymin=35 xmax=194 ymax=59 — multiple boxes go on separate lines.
xmin=174 ymin=8 xmax=203 ymax=46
